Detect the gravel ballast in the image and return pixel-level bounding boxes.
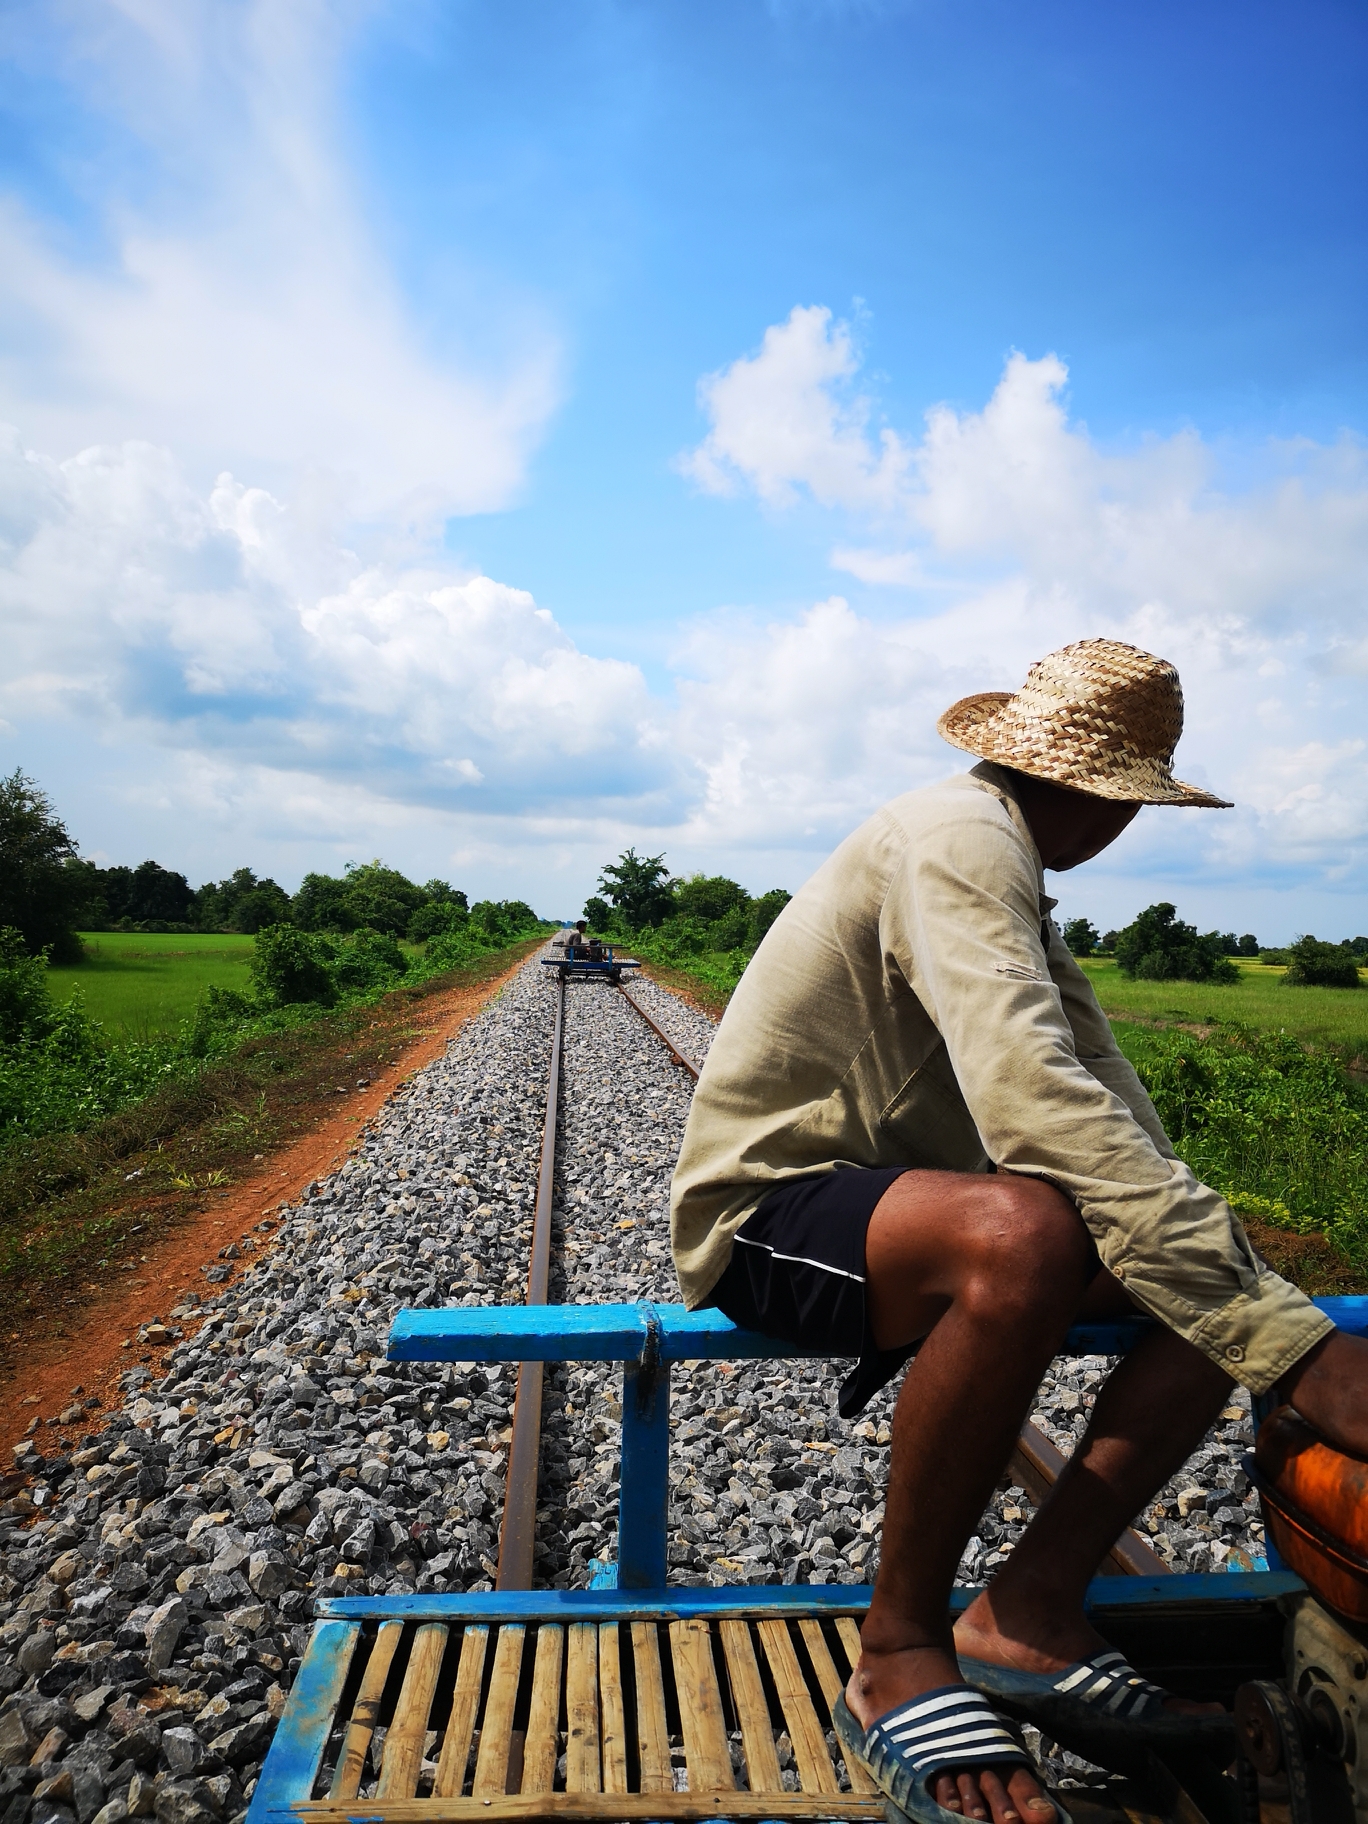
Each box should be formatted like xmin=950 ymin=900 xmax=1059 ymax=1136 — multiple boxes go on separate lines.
xmin=0 ymin=948 xmax=1268 ymax=1818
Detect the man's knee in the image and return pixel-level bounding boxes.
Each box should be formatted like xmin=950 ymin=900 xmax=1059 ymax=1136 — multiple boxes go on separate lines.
xmin=961 ymin=1175 xmax=1094 ymax=1312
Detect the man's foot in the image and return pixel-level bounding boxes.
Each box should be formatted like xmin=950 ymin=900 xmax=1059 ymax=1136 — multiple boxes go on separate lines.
xmin=844 ymin=1642 xmax=1058 ymax=1823
xmin=954 ymin=1589 xmax=1222 ymax=1718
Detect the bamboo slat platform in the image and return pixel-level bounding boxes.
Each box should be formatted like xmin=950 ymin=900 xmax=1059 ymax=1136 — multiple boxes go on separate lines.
xmin=272 ymin=1607 xmax=1223 ymax=1824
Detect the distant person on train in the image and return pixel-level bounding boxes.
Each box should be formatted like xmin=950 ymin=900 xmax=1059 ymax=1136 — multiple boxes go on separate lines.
xmin=670 ymin=641 xmax=1366 ymax=1824
xmin=561 ymin=920 xmax=588 ymax=956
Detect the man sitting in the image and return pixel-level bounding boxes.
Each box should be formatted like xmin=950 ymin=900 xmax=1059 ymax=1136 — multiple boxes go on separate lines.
xmin=670 ymin=639 xmax=1368 ymax=1824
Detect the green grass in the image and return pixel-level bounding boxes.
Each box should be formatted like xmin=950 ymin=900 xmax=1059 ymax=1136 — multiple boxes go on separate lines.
xmin=1080 ymin=957 xmax=1368 ymax=1059
xmin=48 ymin=932 xmax=256 ymax=1037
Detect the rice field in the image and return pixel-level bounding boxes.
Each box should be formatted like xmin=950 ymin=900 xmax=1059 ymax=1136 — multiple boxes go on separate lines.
xmin=1080 ymin=956 xmax=1368 ymax=1058
xmin=47 ymin=931 xmax=256 ymax=1037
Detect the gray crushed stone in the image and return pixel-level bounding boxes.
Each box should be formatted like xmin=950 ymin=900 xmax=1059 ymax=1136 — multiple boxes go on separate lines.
xmin=0 ymin=947 xmax=1267 ymax=1817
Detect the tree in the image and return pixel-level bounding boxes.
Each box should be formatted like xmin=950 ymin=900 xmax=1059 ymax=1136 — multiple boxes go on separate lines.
xmin=1101 ymin=930 xmax=1120 ymax=953
xmin=582 ymin=896 xmax=616 ymax=933
xmin=674 ymin=874 xmax=750 ymax=923
xmin=598 ymin=848 xmax=675 ymax=928
xmin=748 ymin=889 xmax=792 ymax=947
xmin=0 ymin=770 xmax=85 ymax=959
xmin=197 ymin=867 xmax=291 ymax=933
xmin=1114 ymin=904 xmax=1240 ymax=984
xmin=1061 ymin=917 xmax=1100 ymax=957
xmin=422 ymin=880 xmax=468 ymax=910
xmin=1237 ymin=934 xmax=1260 ymax=956
xmin=1283 ymin=936 xmax=1361 ymax=989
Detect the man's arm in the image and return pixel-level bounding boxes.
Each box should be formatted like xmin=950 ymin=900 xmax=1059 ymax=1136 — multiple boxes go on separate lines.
xmin=883 ymin=802 xmax=1330 ymax=1395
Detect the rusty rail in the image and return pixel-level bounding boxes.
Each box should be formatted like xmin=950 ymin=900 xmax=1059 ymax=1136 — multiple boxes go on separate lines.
xmin=618 ymin=986 xmax=701 ymax=1081
xmin=1008 ymin=1417 xmax=1171 ymax=1577
xmin=495 ymin=971 xmax=564 ymax=1589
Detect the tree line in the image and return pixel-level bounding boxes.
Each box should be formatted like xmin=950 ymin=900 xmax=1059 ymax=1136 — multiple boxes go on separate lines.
xmin=0 ymin=770 xmax=537 ymax=959
xmin=1062 ymin=904 xmax=1367 ymax=989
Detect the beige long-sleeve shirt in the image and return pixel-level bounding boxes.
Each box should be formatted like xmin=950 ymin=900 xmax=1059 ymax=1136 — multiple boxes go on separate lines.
xmin=670 ymin=763 xmax=1329 ymax=1395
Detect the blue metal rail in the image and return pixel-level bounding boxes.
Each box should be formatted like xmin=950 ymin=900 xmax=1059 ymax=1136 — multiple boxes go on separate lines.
xmin=388 ymin=1296 xmax=1368 ymax=1592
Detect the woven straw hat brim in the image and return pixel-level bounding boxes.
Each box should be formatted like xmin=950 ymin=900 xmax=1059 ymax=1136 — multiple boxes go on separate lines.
xmin=939 ymin=691 xmax=1232 ymax=808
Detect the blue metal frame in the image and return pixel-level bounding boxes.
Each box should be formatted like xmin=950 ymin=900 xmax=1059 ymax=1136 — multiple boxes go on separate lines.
xmin=540 ymin=948 xmax=640 ymax=980
xmin=388 ymin=1297 xmax=1367 ymax=1591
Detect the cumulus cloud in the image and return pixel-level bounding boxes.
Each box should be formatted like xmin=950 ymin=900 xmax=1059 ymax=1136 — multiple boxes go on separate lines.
xmin=675 ymin=310 xmax=1368 ymax=900
xmin=0 ymin=0 xmax=559 ymax=523
xmin=0 ymin=430 xmax=674 ymax=827
xmin=677 ymin=306 xmax=911 ymax=510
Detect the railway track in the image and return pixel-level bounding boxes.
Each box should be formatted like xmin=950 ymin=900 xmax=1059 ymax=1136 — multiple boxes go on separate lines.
xmin=495 ymin=976 xmax=698 ymax=1588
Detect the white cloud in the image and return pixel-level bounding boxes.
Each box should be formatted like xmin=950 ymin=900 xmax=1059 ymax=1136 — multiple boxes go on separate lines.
xmin=0 ymin=429 xmax=673 ymax=825
xmin=677 ymin=306 xmax=910 ymax=510
xmin=671 ymin=310 xmax=1368 ymax=903
xmin=0 ymin=0 xmax=559 ymax=524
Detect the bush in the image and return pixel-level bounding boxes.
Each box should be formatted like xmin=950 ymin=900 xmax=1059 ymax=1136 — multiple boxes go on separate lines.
xmin=408 ymin=901 xmax=467 ymax=942
xmin=0 ymin=927 xmax=55 ymax=1046
xmin=331 ymin=928 xmax=409 ymax=995
xmin=1284 ymin=935 xmax=1362 ymax=989
xmin=1114 ymin=903 xmax=1239 ymax=984
xmin=250 ymin=926 xmax=338 ymax=1006
xmin=1116 ymin=1022 xmax=1368 ymax=1272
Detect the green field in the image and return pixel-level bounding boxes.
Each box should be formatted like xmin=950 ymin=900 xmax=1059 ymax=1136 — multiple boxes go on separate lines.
xmin=47 ymin=932 xmax=257 ymax=1037
xmin=1080 ymin=957 xmax=1368 ymax=1057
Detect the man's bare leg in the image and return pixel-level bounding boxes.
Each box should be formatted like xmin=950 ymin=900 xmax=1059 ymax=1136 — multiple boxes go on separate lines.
xmin=954 ymin=1321 xmax=1232 ymax=1681
xmin=841 ymin=1170 xmax=1098 ymax=1823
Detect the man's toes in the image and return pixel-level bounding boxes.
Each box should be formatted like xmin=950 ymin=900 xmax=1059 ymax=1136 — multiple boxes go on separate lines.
xmin=932 ymin=1771 xmax=965 ymax=1812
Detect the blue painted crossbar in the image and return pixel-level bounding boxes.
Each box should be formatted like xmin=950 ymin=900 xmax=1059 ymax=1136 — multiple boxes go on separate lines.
xmin=387 ymin=1296 xmax=1367 ymax=1588
xmin=389 ymin=1301 xmax=1165 ymax=1363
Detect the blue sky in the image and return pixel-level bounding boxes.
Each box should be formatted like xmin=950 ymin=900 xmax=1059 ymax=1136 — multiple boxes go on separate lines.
xmin=0 ymin=0 xmax=1365 ymax=934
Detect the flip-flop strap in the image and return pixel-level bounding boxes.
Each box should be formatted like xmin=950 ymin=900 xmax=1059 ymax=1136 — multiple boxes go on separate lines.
xmin=1052 ymin=1649 xmax=1170 ymax=1718
xmin=877 ymin=1685 xmax=1029 ymax=1782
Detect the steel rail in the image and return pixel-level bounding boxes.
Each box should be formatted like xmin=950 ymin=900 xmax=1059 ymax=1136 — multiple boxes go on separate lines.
xmin=495 ymin=970 xmax=565 ymax=1589
xmin=1009 ymin=1417 xmax=1171 ymax=1577
xmin=617 ymin=985 xmax=701 ymax=1081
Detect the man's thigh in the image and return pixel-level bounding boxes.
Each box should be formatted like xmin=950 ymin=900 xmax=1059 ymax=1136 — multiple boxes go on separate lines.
xmin=864 ymin=1168 xmax=1116 ymax=1352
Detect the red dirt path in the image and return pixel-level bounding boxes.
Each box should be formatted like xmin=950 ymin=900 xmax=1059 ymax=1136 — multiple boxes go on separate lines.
xmin=1 ymin=952 xmax=529 ymax=1461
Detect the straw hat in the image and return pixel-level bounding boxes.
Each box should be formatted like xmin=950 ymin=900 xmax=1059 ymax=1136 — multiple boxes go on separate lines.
xmin=937 ymin=639 xmax=1232 ymax=807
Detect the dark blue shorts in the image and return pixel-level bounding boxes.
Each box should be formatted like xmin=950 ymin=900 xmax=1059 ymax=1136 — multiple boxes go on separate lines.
xmin=702 ymin=1165 xmax=1102 ymax=1418
xmin=701 ymin=1166 xmax=916 ymax=1418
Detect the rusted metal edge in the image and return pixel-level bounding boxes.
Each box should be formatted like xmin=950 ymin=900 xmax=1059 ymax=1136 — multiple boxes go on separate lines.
xmin=617 ymin=986 xmax=701 ymax=1081
xmin=1009 ymin=1417 xmax=1172 ymax=1578
xmin=495 ymin=971 xmax=565 ymax=1590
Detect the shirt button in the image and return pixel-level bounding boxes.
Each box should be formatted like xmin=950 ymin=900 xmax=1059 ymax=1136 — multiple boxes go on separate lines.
xmin=1225 ymin=1344 xmax=1245 ymax=1364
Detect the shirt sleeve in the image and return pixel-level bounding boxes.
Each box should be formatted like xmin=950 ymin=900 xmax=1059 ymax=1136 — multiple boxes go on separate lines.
xmin=880 ymin=796 xmax=1330 ymax=1394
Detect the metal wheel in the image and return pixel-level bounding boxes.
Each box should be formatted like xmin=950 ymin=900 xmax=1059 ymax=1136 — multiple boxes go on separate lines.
xmin=1235 ymin=1680 xmax=1314 ymax=1824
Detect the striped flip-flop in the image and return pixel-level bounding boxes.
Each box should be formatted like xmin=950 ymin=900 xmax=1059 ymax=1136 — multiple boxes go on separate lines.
xmin=959 ymin=1648 xmax=1235 ymax=1770
xmin=832 ymin=1686 xmax=1070 ymax=1823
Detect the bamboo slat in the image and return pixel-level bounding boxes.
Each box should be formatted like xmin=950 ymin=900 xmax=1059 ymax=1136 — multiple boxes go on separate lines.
xmin=668 ymin=1618 xmax=735 ymax=1794
xmin=717 ymin=1620 xmax=782 ymax=1795
xmin=796 ymin=1618 xmax=875 ymax=1795
xmin=377 ymin=1624 xmax=448 ymax=1799
xmin=520 ymin=1626 xmax=564 ymax=1796
xmin=472 ymin=1625 xmax=527 ymax=1798
xmin=433 ymin=1626 xmax=489 ymax=1800
xmin=565 ymin=1622 xmax=601 ymax=1794
xmin=329 ymin=1620 xmax=404 ymax=1801
xmin=298 ymin=1795 xmax=885 ymax=1821
xmin=834 ymin=1615 xmax=864 ymax=1676
xmin=597 ymin=1624 xmax=629 ymax=1796
xmin=755 ymin=1619 xmax=838 ymax=1796
xmin=629 ymin=1622 xmax=672 ymax=1795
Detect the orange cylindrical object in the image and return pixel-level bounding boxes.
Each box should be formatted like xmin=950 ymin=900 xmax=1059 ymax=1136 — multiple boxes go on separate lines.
xmin=1255 ymin=1406 xmax=1368 ymax=1622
